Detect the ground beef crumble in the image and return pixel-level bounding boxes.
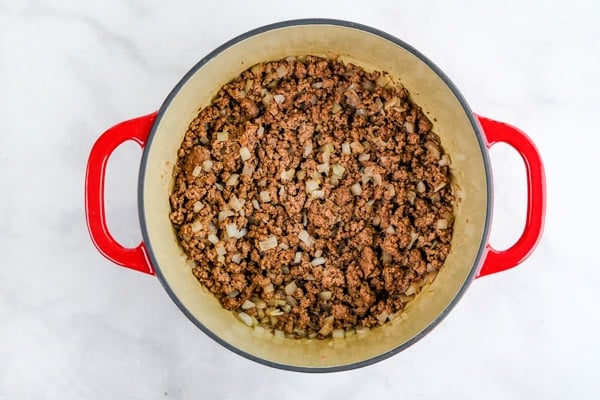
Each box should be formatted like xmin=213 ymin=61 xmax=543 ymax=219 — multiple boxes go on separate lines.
xmin=169 ymin=56 xmax=454 ymax=339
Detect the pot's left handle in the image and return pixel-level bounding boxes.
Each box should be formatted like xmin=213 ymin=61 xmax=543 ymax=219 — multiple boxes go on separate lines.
xmin=85 ymin=112 xmax=158 ymax=275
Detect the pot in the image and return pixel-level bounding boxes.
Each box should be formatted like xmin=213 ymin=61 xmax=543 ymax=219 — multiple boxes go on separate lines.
xmin=85 ymin=19 xmax=546 ymax=372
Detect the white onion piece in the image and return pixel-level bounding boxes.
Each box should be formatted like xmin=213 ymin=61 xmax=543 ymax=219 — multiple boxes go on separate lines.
xmin=216 ymin=131 xmax=229 ymax=141
xmin=317 ymin=163 xmax=329 ymax=175
xmin=229 ymin=195 xmax=244 ymax=212
xmin=215 ymin=245 xmax=227 ymax=257
xmin=284 ymin=281 xmax=298 ymax=296
xmin=218 ymin=210 xmax=234 ymax=222
xmin=298 ymin=229 xmax=315 ymax=247
xmin=314 ymin=249 xmax=323 ymax=258
xmin=303 ymin=143 xmax=313 ymax=157
xmin=305 ymin=180 xmax=320 ymax=194
xmin=311 ymin=257 xmax=326 ymax=266
xmin=191 ymin=221 xmax=202 ymax=233
xmin=226 ymin=174 xmax=239 ymax=186
xmin=404 ymin=121 xmax=415 ymax=133
xmin=332 ymin=329 xmax=345 ymax=339
xmin=226 ymin=223 xmax=238 ymax=238
xmin=193 ymin=201 xmax=204 ymax=213
xmin=341 ymin=142 xmax=351 ymax=154
xmin=259 ymin=236 xmax=278 ymax=251
xmin=260 ymin=191 xmax=272 ymax=203
xmin=436 ymin=219 xmax=448 ymax=230
xmin=293 ymin=251 xmax=302 ymax=264
xmin=312 ymin=81 xmax=323 ymax=89
xmin=252 ymin=199 xmax=260 ymax=210
xmin=358 ymin=153 xmax=370 ymax=161
xmin=331 ymin=164 xmax=345 ymax=177
xmin=192 ymin=166 xmax=202 ymax=177
xmin=318 ymin=291 xmax=332 ymax=301
xmin=332 ymin=103 xmax=342 ymax=113
xmin=386 ymin=225 xmax=396 ymax=234
xmin=408 ymin=232 xmax=418 ymax=249
xmin=202 ymin=159 xmax=213 ymax=172
xmin=276 ymin=65 xmax=287 ymax=78
xmin=238 ymin=312 xmax=253 ymax=326
xmin=416 ymin=181 xmax=426 ymax=193
xmin=208 ymin=233 xmax=219 ymax=244
xmin=232 ymin=254 xmax=243 ymax=264
xmin=351 ymin=183 xmax=362 ymax=196
xmin=280 ymin=168 xmax=295 ymax=181
xmin=257 ymin=125 xmax=265 ymax=137
xmin=311 ymin=190 xmax=325 ymax=199
xmin=273 ymin=94 xmax=285 ymax=104
xmin=438 ymin=154 xmax=450 ymax=167
xmin=239 ymin=146 xmax=251 ymax=161
xmin=241 ymin=300 xmax=255 ymax=310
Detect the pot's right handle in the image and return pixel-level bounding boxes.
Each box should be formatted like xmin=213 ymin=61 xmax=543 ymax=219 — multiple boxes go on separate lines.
xmin=85 ymin=113 xmax=158 ymax=275
xmin=475 ymin=115 xmax=546 ymax=278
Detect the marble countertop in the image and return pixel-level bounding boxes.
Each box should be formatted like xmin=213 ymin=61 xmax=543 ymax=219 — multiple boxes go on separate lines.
xmin=1 ymin=1 xmax=598 ymax=398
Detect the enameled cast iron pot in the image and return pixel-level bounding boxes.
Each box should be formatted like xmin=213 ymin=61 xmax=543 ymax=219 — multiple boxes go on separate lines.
xmin=85 ymin=19 xmax=546 ymax=372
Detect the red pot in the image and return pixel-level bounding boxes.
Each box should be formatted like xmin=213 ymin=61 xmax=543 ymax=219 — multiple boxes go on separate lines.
xmin=85 ymin=19 xmax=545 ymax=372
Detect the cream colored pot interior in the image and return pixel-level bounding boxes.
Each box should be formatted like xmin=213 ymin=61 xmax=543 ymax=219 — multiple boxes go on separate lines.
xmin=142 ymin=23 xmax=488 ymax=370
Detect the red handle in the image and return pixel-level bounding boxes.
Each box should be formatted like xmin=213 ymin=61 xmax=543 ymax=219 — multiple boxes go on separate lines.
xmin=475 ymin=115 xmax=546 ymax=278
xmin=85 ymin=112 xmax=158 ymax=275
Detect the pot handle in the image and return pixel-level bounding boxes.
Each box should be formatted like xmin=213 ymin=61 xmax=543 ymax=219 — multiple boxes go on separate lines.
xmin=475 ymin=115 xmax=546 ymax=278
xmin=85 ymin=112 xmax=158 ymax=275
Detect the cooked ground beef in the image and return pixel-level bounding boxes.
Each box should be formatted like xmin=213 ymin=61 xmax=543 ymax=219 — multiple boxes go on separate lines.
xmin=169 ymin=56 xmax=454 ymax=339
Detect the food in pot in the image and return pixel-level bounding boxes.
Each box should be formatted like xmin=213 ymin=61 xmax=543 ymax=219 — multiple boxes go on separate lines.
xmin=169 ymin=56 xmax=454 ymax=339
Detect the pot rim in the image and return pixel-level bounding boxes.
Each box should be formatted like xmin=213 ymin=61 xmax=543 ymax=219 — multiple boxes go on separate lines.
xmin=138 ymin=18 xmax=492 ymax=373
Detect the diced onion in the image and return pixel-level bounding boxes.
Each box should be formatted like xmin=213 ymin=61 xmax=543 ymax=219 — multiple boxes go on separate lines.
xmin=312 ymin=81 xmax=323 ymax=89
xmin=332 ymin=103 xmax=342 ymax=113
xmin=192 ymin=166 xmax=202 ymax=177
xmin=405 ymin=285 xmax=416 ymax=296
xmin=276 ymin=65 xmax=287 ymax=78
xmin=252 ymin=199 xmax=260 ymax=210
xmin=314 ymin=249 xmax=323 ymax=258
xmin=408 ymin=232 xmax=419 ymax=249
xmin=260 ymin=191 xmax=272 ymax=203
xmin=305 ymin=180 xmax=320 ymax=194
xmin=310 ymin=190 xmax=325 ymax=199
xmin=193 ymin=201 xmax=204 ymax=213
xmin=303 ymin=143 xmax=313 ymax=157
xmin=202 ymin=159 xmax=213 ymax=172
xmin=216 ymin=131 xmax=229 ymax=142
xmin=311 ymin=257 xmax=326 ymax=266
xmin=438 ymin=154 xmax=450 ymax=167
xmin=226 ymin=174 xmax=239 ymax=186
xmin=280 ymin=168 xmax=295 ymax=181
xmin=318 ymin=291 xmax=332 ymax=301
xmin=317 ymin=163 xmax=329 ymax=175
xmin=191 ymin=221 xmax=202 ymax=233
xmin=232 ymin=254 xmax=243 ymax=264
xmin=241 ymin=300 xmax=255 ymax=310
xmin=216 ymin=246 xmax=227 ymax=258
xmin=332 ymin=329 xmax=345 ymax=339
xmin=229 ymin=195 xmax=244 ymax=212
xmin=351 ymin=183 xmax=362 ymax=196
xmin=358 ymin=153 xmax=370 ymax=161
xmin=239 ymin=146 xmax=251 ymax=161
xmin=284 ymin=281 xmax=298 ymax=296
xmin=386 ymin=225 xmax=396 ymax=234
xmin=263 ymin=283 xmax=275 ymax=294
xmin=341 ymin=142 xmax=351 ymax=154
xmin=416 ymin=181 xmax=426 ymax=193
xmin=331 ymin=164 xmax=345 ymax=178
xmin=259 ymin=236 xmax=278 ymax=252
xmin=296 ymin=170 xmax=306 ymax=180
xmin=298 ymin=229 xmax=315 ymax=247
xmin=218 ymin=210 xmax=234 ymax=222
xmin=404 ymin=121 xmax=415 ymax=134
xmin=257 ymin=125 xmax=265 ymax=137
xmin=436 ymin=219 xmax=448 ymax=230
xmin=293 ymin=251 xmax=303 ymax=264
xmin=273 ymin=94 xmax=285 ymax=104
xmin=226 ymin=223 xmax=238 ymax=238
xmin=238 ymin=312 xmax=253 ymax=326
xmin=373 ymin=173 xmax=382 ymax=186
xmin=434 ymin=182 xmax=447 ymax=192
xmin=236 ymin=228 xmax=247 ymax=239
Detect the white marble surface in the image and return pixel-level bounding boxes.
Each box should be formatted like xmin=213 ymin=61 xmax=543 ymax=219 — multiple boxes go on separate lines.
xmin=1 ymin=0 xmax=598 ymax=398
